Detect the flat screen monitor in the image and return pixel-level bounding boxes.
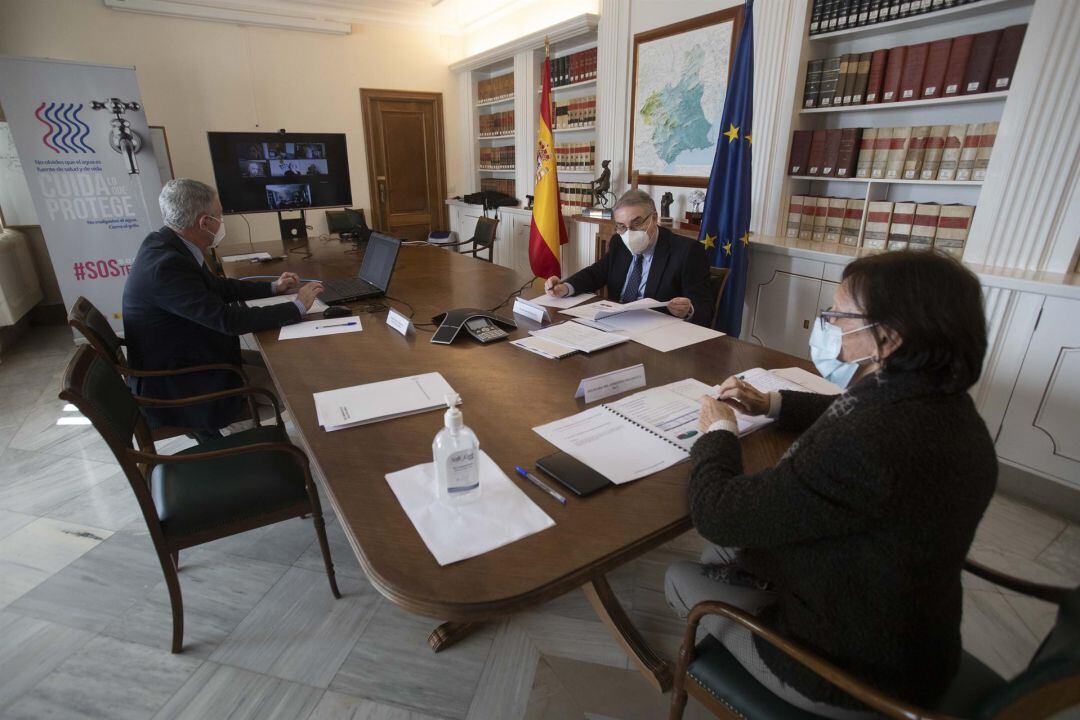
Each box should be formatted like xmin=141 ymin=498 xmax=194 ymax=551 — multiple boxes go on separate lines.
xmin=206 ymin=132 xmax=352 ymax=215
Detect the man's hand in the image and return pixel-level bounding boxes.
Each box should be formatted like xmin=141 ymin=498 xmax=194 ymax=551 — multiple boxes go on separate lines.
xmin=544 ymin=275 xmax=569 ymax=298
xmin=698 ymin=396 xmax=737 ymax=433
xmin=296 ymin=282 xmax=325 ymax=310
xmin=668 ymin=297 xmax=693 ymax=318
xmin=716 ymin=376 xmax=771 ymax=416
xmin=274 ymin=272 xmax=301 ymax=294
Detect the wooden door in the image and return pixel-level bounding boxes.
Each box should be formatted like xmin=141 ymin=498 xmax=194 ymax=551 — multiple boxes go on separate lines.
xmin=360 ymin=89 xmax=447 ymax=242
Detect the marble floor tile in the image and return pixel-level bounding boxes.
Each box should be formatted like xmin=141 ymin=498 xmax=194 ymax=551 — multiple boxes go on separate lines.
xmin=293 ymin=516 xmax=365 ymax=580
xmin=522 ymin=658 xmax=587 ymax=720
xmin=961 ymin=590 xmax=1041 ymax=678
xmin=0 ymin=517 xmax=111 ymax=609
xmin=103 ymin=547 xmax=291 ymax=657
xmin=0 ymin=609 xmax=95 ymax=708
xmin=4 ymin=324 xmax=77 ymax=359
xmin=1002 ymin=592 xmax=1059 ymax=643
xmin=7 ymin=395 xmax=118 ymax=464
xmin=9 ymin=528 xmax=162 ymax=632
xmin=309 ymin=691 xmax=450 ymax=720
xmin=465 ymin=619 xmax=538 ymax=720
xmin=0 ymin=347 xmax=71 ymax=392
xmin=1034 ymin=524 xmax=1080 ymax=585
xmin=516 ymin=611 xmax=630 ymax=670
xmin=202 ymin=516 xmax=322 ymax=566
xmin=0 ymin=384 xmax=46 ymax=452
xmin=47 ymin=472 xmax=144 ymax=532
xmin=2 ymin=634 xmax=202 ymax=720
xmin=330 ymin=600 xmax=495 ymax=720
xmin=211 ymin=567 xmax=379 ymax=688
xmin=0 ymin=508 xmax=35 ymax=541
xmin=152 ymin=662 xmax=323 ymax=720
xmin=974 ymin=494 xmax=1067 ymax=560
xmin=966 ymin=543 xmax=1076 ymax=595
xmin=0 ymin=446 xmax=121 ymax=515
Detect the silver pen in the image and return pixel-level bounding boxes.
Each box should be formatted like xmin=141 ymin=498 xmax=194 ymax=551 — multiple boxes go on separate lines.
xmin=514 ymin=465 xmax=567 ymax=505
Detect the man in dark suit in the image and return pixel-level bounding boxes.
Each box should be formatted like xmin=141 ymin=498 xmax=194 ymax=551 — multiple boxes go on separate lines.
xmin=544 ymin=189 xmax=714 ymax=327
xmin=123 ymin=178 xmax=324 ymax=434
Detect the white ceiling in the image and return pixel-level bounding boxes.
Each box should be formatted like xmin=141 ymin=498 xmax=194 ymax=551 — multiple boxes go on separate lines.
xmin=106 ymin=0 xmax=542 ymax=33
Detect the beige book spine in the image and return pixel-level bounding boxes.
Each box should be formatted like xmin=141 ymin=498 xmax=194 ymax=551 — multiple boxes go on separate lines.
xmin=825 ymin=198 xmax=847 ymax=243
xmin=799 ymin=196 xmax=818 ymax=239
xmin=871 ymin=127 xmax=893 ymax=179
xmin=787 ymin=196 xmax=805 ymax=238
xmin=887 ymin=202 xmax=916 ymax=250
xmin=937 ymin=124 xmax=969 ymax=181
xmin=885 ymin=127 xmax=913 ymax=180
xmin=864 ymin=201 xmax=893 ymax=250
xmin=841 ymin=198 xmax=863 ymax=247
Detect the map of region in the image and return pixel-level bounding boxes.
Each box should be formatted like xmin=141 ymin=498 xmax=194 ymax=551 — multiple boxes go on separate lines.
xmin=632 ymin=21 xmax=733 ymax=178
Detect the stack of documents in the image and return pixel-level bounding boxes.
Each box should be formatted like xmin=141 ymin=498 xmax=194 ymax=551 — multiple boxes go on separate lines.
xmin=577 ymin=309 xmax=724 ymax=352
xmin=526 ymin=292 xmax=595 ymax=309
xmin=314 ymin=372 xmax=456 ymax=431
xmin=246 ymin=293 xmax=329 ymax=315
xmin=510 ymin=336 xmax=578 ymax=359
xmin=528 ymin=321 xmax=629 ymax=354
xmin=559 ymin=298 xmax=668 ymax=321
xmin=386 ymin=450 xmax=555 ymax=566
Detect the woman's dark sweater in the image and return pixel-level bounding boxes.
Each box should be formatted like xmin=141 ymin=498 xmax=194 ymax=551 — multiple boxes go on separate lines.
xmin=688 ymin=370 xmax=997 ymax=708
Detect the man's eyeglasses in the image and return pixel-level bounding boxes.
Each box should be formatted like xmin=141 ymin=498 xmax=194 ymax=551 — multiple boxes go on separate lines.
xmin=818 ymin=308 xmax=869 ymax=331
xmin=613 ymin=213 xmax=655 ymax=235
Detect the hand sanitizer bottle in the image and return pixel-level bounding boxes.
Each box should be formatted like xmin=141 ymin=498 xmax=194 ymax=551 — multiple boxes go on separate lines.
xmin=433 ymin=393 xmax=480 ymax=504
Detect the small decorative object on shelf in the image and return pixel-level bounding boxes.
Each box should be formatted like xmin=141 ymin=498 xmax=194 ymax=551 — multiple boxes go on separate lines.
xmin=583 ymin=160 xmax=614 ymax=218
xmin=684 ymin=189 xmax=706 ymax=230
xmin=659 ymin=191 xmax=674 ymax=226
xmin=526 ymin=194 xmax=534 ymax=210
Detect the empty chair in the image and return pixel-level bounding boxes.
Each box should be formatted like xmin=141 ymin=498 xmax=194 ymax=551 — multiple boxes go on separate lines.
xmin=708 ymin=267 xmax=730 ymax=329
xmin=434 ymin=216 xmax=499 ymax=262
xmin=60 ymin=344 xmax=340 ymax=653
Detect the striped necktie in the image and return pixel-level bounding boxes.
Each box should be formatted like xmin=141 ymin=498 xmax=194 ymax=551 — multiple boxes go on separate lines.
xmin=621 ymin=254 xmax=644 ymax=304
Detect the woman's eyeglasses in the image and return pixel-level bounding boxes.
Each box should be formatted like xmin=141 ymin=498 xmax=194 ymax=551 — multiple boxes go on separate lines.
xmin=818 ymin=308 xmax=869 ymax=331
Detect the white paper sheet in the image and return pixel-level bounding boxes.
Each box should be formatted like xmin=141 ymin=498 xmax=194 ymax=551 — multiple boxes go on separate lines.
xmin=714 ymin=368 xmax=826 ymax=435
xmin=533 ymin=406 xmax=687 ymax=485
xmin=559 ymin=298 xmax=667 ymax=321
xmin=529 ymin=322 xmax=628 ymax=354
xmin=278 ymin=317 xmax=361 ymax=341
xmin=510 ymin=336 xmax=577 ymax=359
xmin=314 ymin=372 xmax=455 ymax=431
xmin=246 ymin=293 xmax=329 ymax=315
xmin=629 ymin=321 xmax=725 ymax=352
xmin=527 ymin=292 xmax=596 ymax=309
xmin=385 ymin=451 xmax=555 ymax=566
xmin=222 ymin=252 xmax=273 ymax=262
xmin=772 ymin=367 xmax=843 ymax=395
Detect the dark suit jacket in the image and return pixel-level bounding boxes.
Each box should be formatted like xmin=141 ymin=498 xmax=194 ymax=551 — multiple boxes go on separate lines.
xmin=562 ymin=226 xmax=714 ymax=327
xmin=687 ymin=371 xmax=997 ymax=708
xmin=122 ymin=227 xmax=301 ymax=430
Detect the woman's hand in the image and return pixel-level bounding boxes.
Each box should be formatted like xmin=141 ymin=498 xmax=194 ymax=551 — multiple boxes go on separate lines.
xmin=717 ymin=375 xmax=771 ymax=416
xmin=699 ymin=396 xmax=737 ymax=433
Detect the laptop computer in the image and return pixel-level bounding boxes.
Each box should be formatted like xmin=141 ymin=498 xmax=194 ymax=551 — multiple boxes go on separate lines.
xmin=320 ymin=232 xmax=401 ymax=305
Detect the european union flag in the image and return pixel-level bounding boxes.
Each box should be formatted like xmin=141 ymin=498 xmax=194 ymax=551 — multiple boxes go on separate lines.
xmin=699 ymin=0 xmax=753 ymax=335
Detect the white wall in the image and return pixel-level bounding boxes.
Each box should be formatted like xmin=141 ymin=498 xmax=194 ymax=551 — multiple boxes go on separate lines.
xmin=0 ymin=0 xmax=464 ymax=265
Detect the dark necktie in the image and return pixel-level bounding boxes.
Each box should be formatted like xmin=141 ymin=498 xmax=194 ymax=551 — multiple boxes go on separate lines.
xmin=621 ymin=254 xmax=644 ymax=304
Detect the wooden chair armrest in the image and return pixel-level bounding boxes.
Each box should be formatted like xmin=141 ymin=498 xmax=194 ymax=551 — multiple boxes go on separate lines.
xmin=128 ymin=440 xmax=307 ymax=467
xmin=135 ymin=386 xmax=282 ymax=425
xmin=432 ymin=238 xmax=477 ymax=249
xmin=121 ymin=363 xmax=251 ymax=384
xmin=963 ymin=559 xmax=1072 ymax=604
xmin=680 ymin=601 xmax=957 ymax=720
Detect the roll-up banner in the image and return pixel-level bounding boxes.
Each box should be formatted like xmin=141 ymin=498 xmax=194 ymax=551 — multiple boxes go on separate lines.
xmin=0 ymin=56 xmax=163 ymax=333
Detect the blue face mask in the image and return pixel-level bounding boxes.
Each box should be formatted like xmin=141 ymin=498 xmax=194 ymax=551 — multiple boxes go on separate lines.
xmin=809 ymin=319 xmax=876 ymax=389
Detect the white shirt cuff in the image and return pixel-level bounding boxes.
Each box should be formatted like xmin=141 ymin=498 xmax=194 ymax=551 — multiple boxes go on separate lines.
xmin=292 ymin=299 xmax=307 ymax=317
xmin=707 ymin=419 xmax=739 ymax=435
xmin=767 ymin=391 xmax=782 ymax=419
xmin=271 ymin=279 xmax=282 ymax=295
xmin=685 ymin=302 xmax=694 ymax=321
xmin=563 ymin=282 xmax=576 ymax=297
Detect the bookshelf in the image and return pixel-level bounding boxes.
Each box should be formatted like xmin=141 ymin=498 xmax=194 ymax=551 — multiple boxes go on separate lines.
xmin=783 ymin=0 xmax=1036 ymax=253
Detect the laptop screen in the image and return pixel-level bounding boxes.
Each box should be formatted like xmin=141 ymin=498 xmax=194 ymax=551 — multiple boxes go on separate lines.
xmin=358 ymin=232 xmax=401 ymax=291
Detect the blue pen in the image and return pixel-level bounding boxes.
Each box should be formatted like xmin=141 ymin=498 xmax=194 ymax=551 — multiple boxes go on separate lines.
xmin=514 ymin=465 xmax=567 ymax=505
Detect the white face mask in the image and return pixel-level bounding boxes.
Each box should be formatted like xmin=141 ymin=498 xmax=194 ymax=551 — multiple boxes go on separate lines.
xmin=808 ymin=319 xmax=876 ymax=388
xmin=622 ymin=228 xmax=652 ymax=255
xmin=204 ymin=215 xmax=226 ymax=249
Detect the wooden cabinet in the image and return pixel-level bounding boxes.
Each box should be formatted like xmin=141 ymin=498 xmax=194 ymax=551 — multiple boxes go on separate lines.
xmin=748 ymin=270 xmax=823 ymax=359
xmin=995 ymin=296 xmax=1080 ymax=489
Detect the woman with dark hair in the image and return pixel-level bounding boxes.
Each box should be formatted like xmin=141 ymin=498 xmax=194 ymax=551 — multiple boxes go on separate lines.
xmin=665 ymin=251 xmax=997 ymax=718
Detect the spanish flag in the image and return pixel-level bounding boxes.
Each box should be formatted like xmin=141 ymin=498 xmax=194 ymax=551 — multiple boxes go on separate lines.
xmin=528 ymin=43 xmax=568 ymax=279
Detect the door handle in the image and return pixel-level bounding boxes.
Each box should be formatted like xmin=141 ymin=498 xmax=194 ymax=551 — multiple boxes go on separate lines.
xmin=377 ymin=177 xmax=387 ymax=204
xmin=803 ymin=319 xmax=810 ymax=329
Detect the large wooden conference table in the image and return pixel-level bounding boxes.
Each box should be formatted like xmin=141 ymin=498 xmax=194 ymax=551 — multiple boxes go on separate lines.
xmin=227 ymin=239 xmax=810 ymax=691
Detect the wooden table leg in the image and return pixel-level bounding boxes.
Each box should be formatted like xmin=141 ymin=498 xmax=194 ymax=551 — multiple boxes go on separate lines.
xmin=584 ymin=575 xmax=672 ymax=692
xmin=428 ymin=621 xmax=481 ymax=652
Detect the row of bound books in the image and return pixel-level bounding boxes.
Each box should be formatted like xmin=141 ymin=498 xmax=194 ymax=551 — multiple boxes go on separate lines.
xmin=478 ymin=73 xmax=513 ymax=103
xmin=789 ymin=128 xmax=863 ymax=178
xmin=479 ymin=111 xmax=514 ymax=137
xmin=864 ymin=201 xmax=974 ymax=255
xmin=555 ymin=142 xmax=595 ymax=172
xmin=810 ymin=0 xmax=981 ymax=36
xmin=480 ymin=178 xmax=515 ymax=197
xmin=550 ymin=47 xmax=597 ymax=88
xmin=855 ymin=124 xmax=996 ymax=181
xmin=559 ymin=182 xmax=594 ymax=211
xmin=804 ymin=25 xmax=1025 ymax=108
xmin=479 ymin=146 xmax=515 ymax=170
xmin=554 ymin=95 xmax=596 ymax=129
xmin=786 ymin=195 xmax=865 ymax=246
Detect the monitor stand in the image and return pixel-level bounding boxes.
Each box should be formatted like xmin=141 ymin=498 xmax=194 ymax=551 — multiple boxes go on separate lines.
xmin=278 ymin=209 xmax=311 ymax=257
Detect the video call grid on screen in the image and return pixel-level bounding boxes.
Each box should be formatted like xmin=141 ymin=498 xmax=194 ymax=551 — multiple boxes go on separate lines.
xmin=207 ymin=132 xmax=352 ymax=214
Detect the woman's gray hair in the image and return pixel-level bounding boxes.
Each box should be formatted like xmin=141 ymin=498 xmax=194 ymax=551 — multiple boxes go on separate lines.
xmin=613 ymin=188 xmax=656 ymax=215
xmin=159 ymin=179 xmax=217 ymax=230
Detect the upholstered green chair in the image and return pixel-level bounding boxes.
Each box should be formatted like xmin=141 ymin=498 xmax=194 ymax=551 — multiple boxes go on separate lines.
xmin=670 ymin=560 xmax=1079 ymax=720
xmin=67 ymin=295 xmax=260 ymax=437
xmin=60 ymin=344 xmax=340 ymax=653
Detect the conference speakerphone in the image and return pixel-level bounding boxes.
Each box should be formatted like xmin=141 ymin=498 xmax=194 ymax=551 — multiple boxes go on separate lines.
xmin=430 ymin=308 xmax=517 ymax=345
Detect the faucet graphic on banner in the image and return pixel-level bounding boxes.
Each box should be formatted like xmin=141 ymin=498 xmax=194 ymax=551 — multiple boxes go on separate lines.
xmin=91 ymin=97 xmax=144 ymax=174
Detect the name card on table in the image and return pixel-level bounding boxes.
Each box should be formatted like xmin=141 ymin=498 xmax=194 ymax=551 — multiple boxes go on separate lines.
xmin=575 ymin=363 xmax=646 ymax=404
xmin=386 ymin=308 xmax=412 ymax=336
xmin=513 ymin=297 xmax=548 ymax=323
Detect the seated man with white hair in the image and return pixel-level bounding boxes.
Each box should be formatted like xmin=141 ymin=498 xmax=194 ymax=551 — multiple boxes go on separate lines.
xmin=122 ymin=178 xmax=324 ymax=436
xmin=544 ymin=189 xmax=714 ymax=327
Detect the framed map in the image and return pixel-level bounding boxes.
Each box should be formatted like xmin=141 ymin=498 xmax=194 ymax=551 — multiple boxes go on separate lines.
xmin=628 ymin=7 xmax=744 ymax=188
